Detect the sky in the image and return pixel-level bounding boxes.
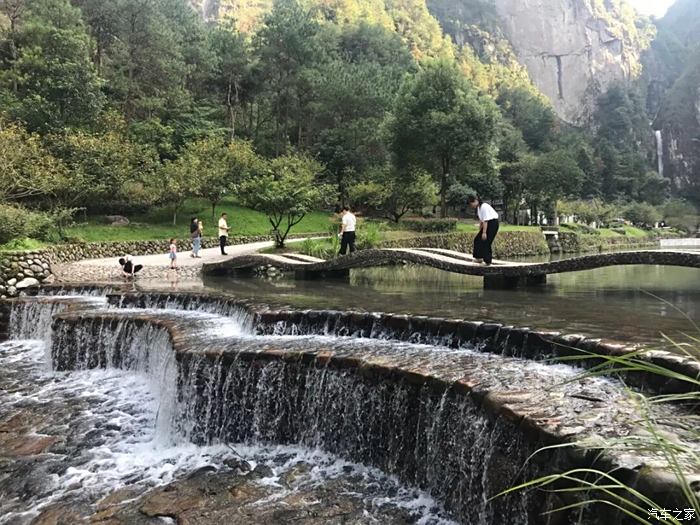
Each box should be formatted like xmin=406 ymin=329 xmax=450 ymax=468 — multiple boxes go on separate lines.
xmin=628 ymin=0 xmax=675 ymax=18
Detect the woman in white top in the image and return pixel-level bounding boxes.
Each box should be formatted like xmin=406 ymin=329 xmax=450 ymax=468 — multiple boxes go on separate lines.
xmin=467 ymin=195 xmax=499 ymax=265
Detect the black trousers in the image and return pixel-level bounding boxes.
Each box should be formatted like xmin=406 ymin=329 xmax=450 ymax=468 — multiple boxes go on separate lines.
xmin=473 ymin=219 xmax=499 ymax=264
xmin=339 ymin=231 xmax=356 ymax=255
xmin=219 ymin=235 xmax=228 ymax=254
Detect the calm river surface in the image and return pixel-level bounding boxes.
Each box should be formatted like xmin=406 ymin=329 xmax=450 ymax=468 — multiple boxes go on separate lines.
xmin=201 ymin=248 xmax=700 ymax=346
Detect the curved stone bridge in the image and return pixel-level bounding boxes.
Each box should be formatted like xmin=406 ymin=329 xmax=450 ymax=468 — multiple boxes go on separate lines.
xmin=202 ymin=248 xmax=700 ymax=288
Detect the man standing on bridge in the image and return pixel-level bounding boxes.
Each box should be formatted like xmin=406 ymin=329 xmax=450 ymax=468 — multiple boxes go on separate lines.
xmin=339 ymin=206 xmax=357 ymax=255
xmin=468 ymin=196 xmax=499 ymax=265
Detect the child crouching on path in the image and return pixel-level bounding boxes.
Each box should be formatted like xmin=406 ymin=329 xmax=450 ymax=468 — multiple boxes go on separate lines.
xmin=169 ymin=238 xmax=177 ymax=269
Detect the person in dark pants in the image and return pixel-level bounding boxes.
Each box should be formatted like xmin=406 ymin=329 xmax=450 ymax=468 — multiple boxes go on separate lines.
xmin=218 ymin=212 xmax=230 ymax=255
xmin=468 ymin=196 xmax=499 ymax=265
xmin=118 ymin=255 xmax=143 ymax=280
xmin=339 ymin=206 xmax=357 ymax=255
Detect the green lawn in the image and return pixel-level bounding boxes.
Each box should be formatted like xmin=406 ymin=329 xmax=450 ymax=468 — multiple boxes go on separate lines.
xmin=66 ymin=197 xmax=335 ymax=243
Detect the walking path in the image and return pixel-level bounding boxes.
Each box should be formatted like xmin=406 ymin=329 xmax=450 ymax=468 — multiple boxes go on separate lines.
xmin=53 ymin=240 xmax=281 ymax=282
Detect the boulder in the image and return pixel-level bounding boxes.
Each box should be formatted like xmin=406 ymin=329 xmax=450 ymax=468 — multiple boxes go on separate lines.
xmin=104 ymin=215 xmax=130 ymax=226
xmin=7 ymin=278 xmax=17 ymax=286
xmin=16 ymin=277 xmax=40 ymax=289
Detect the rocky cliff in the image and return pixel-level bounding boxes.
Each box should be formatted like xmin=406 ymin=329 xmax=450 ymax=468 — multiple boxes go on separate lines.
xmin=427 ymin=0 xmax=653 ymax=124
xmin=644 ymin=0 xmax=700 ymax=201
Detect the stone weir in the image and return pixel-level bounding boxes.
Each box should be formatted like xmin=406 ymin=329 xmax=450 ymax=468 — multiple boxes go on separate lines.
xmin=3 ymin=295 xmax=690 ymax=524
xmin=106 ymin=291 xmax=700 ymax=397
xmin=203 ymin=248 xmax=700 ymax=289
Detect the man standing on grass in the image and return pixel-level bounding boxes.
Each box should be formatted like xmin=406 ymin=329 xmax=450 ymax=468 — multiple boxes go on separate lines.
xmin=339 ymin=206 xmax=356 ymax=255
xmin=218 ymin=212 xmax=230 ymax=255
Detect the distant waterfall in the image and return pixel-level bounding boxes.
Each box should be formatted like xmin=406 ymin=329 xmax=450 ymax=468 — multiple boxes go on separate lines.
xmin=655 ymin=129 xmax=664 ymax=177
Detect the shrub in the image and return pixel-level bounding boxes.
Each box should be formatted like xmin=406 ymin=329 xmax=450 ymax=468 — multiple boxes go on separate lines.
xmin=623 ymin=202 xmax=661 ymax=227
xmin=0 ymin=203 xmax=73 ymax=245
xmin=0 ymin=203 xmax=30 ymax=245
xmin=299 ymin=237 xmax=338 ymax=260
xmin=0 ymin=238 xmax=45 ymax=251
xmin=561 ymin=223 xmax=600 ymax=235
xmin=399 ymin=218 xmax=458 ymax=233
xmin=662 ymin=199 xmax=699 ymax=233
xmin=356 ymin=222 xmax=383 ymax=250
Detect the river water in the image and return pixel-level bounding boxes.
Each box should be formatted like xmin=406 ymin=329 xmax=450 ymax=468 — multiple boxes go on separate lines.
xmin=0 ymin=302 xmax=459 ymax=525
xmin=202 ymin=248 xmax=700 ymax=346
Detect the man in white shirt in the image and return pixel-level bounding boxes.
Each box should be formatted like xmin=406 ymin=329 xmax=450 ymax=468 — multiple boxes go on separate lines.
xmin=467 ymin=196 xmax=499 ymax=265
xmin=339 ymin=206 xmax=357 ymax=255
xmin=218 ymin=212 xmax=230 ymax=255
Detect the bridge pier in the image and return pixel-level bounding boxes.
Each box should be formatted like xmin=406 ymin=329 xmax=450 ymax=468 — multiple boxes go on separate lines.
xmin=483 ymin=274 xmax=546 ymax=290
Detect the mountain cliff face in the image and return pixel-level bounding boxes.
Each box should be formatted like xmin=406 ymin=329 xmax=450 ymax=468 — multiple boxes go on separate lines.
xmin=191 ymin=0 xmax=700 ymax=197
xmin=645 ymin=0 xmax=700 ymax=201
xmin=427 ymin=0 xmax=653 ymax=124
xmin=195 ymin=0 xmax=651 ymax=125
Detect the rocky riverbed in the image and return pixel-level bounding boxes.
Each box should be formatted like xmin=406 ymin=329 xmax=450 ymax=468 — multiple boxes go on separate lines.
xmin=0 ymin=340 xmax=455 ymax=525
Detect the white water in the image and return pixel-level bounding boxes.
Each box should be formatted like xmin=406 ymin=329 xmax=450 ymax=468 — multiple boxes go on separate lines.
xmin=1 ymin=302 xmax=458 ymax=524
xmin=655 ymin=129 xmax=664 ymax=178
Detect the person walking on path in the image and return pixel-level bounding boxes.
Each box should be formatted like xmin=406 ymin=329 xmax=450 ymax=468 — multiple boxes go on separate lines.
xmin=169 ymin=238 xmax=178 ymax=269
xmin=339 ymin=206 xmax=357 ymax=255
xmin=190 ymin=217 xmax=202 ymax=258
xmin=218 ymin=213 xmax=230 ymax=255
xmin=468 ymin=196 xmax=499 ymax=265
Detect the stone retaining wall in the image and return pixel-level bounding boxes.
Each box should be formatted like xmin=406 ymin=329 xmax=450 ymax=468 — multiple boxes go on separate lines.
xmin=0 ymin=251 xmax=53 ymax=297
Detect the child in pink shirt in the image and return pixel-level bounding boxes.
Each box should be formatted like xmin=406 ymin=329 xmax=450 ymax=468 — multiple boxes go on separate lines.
xmin=169 ymin=238 xmax=177 ymax=269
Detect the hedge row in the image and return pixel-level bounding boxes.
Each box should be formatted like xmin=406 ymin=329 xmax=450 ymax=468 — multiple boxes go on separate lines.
xmin=379 ymin=231 xmax=550 ymax=258
xmin=559 ymin=232 xmax=663 ymax=253
xmin=395 ymin=219 xmax=458 ymax=233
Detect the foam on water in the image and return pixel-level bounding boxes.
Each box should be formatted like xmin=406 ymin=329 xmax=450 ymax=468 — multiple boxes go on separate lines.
xmin=0 ymin=338 xmax=457 ymax=525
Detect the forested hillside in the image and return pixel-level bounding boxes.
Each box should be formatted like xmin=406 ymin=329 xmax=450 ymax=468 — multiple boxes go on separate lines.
xmin=0 ymin=0 xmax=694 ymax=247
xmin=642 ymin=0 xmax=700 ymax=202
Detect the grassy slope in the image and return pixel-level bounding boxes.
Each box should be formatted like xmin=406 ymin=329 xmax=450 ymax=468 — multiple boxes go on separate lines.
xmin=66 ymin=198 xmax=334 ymax=243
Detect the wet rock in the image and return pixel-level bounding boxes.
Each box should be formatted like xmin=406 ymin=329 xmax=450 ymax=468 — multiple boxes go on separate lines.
xmin=138 ymin=487 xmax=207 ymax=518
xmin=223 ymin=457 xmax=252 ymax=474
xmin=279 ymin=461 xmax=312 ymax=488
xmin=16 ymin=278 xmax=40 ymax=290
xmin=1 ymin=435 xmax=58 ymax=456
xmin=186 ymin=465 xmax=218 ymax=479
xmin=250 ymin=464 xmax=274 ymax=478
xmin=96 ymin=488 xmax=142 ymax=512
xmin=30 ymin=503 xmax=85 ymax=525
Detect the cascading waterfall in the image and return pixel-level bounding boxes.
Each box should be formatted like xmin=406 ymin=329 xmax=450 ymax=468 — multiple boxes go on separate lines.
xmin=655 ymin=129 xmax=664 ymax=178
xmin=5 ymin=290 xmax=695 ymax=525
xmin=8 ymin=296 xmax=107 ymax=341
xmin=47 ymin=310 xmax=556 ymax=524
xmin=51 ymin=316 xmax=180 ymax=444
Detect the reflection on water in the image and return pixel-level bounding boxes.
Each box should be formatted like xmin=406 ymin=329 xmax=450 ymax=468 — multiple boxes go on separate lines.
xmin=203 ymin=251 xmax=700 ymax=345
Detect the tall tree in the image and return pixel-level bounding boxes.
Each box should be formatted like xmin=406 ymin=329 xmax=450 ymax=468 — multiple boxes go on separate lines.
xmin=308 ymin=23 xmax=415 ymax=204
xmin=389 ymin=59 xmax=500 ymax=217
xmin=208 ymin=24 xmax=252 ymax=141
xmin=0 ymin=0 xmax=103 ymax=131
xmin=240 ymin=152 xmax=324 ymax=247
xmin=253 ymin=0 xmax=320 ymax=154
